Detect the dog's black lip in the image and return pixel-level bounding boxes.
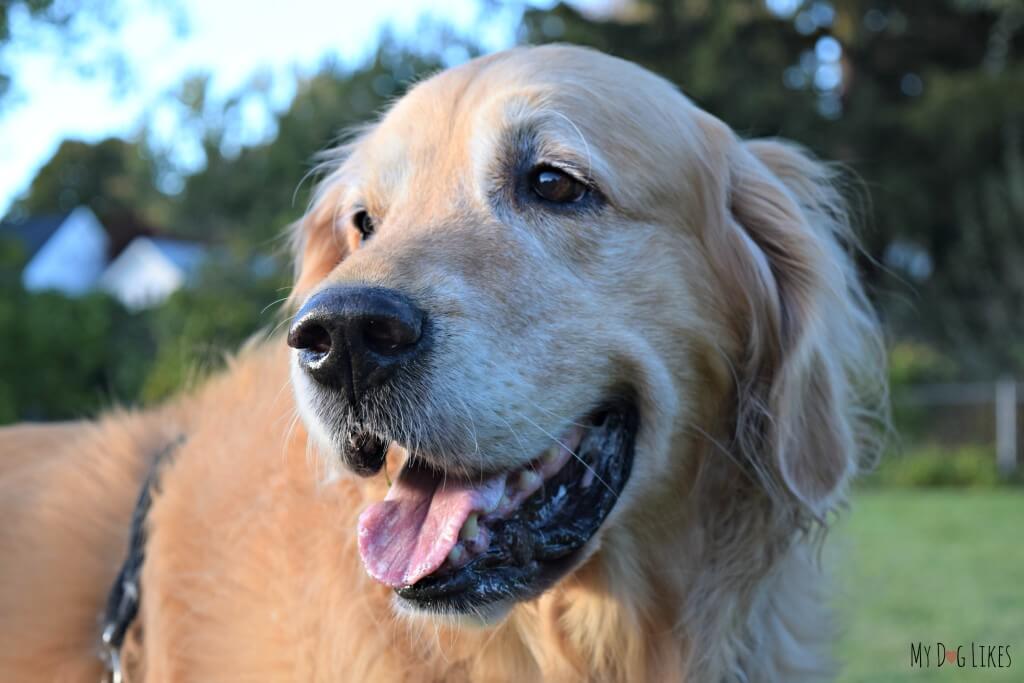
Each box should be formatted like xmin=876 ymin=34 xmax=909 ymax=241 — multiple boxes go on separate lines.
xmin=394 ymin=401 xmax=638 ymax=612
xmin=341 ymin=431 xmax=389 ymax=477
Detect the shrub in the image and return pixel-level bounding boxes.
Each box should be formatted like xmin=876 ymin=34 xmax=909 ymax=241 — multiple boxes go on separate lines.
xmin=0 ymin=251 xmax=287 ymax=424
xmin=139 ymin=256 xmax=288 ymax=403
xmin=864 ymin=445 xmax=1009 ymax=488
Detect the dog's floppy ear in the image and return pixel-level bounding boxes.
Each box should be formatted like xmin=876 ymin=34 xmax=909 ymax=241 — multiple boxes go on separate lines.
xmin=288 ymin=173 xmax=353 ymax=303
xmin=697 ymin=119 xmax=884 ymax=521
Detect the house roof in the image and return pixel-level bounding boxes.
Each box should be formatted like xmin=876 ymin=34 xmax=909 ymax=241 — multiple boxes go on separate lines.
xmin=0 ymin=212 xmax=71 ymax=259
xmin=1 ymin=207 xmax=170 ymax=262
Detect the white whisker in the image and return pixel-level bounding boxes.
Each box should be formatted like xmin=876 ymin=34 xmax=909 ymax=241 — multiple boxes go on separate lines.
xmin=260 ymin=296 xmax=290 ymax=316
xmin=514 ymin=411 xmax=616 ymax=498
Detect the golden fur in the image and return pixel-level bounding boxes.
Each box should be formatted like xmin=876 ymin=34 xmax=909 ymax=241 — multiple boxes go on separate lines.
xmin=0 ymin=45 xmax=885 ymax=682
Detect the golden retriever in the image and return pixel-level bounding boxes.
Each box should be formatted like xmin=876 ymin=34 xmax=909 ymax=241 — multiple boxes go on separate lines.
xmin=0 ymin=45 xmax=885 ymax=682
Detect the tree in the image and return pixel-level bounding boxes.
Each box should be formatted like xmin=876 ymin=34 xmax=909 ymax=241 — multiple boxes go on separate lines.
xmin=5 ymin=137 xmax=173 ymax=226
xmin=166 ymin=42 xmax=447 ymax=249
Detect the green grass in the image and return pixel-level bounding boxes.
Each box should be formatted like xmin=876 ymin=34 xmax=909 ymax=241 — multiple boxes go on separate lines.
xmin=833 ymin=490 xmax=1024 ymax=682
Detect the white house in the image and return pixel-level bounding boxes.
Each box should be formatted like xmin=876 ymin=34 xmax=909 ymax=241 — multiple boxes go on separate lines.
xmin=16 ymin=207 xmax=110 ymax=296
xmin=2 ymin=207 xmax=206 ymax=309
xmin=99 ymin=237 xmax=206 ymax=311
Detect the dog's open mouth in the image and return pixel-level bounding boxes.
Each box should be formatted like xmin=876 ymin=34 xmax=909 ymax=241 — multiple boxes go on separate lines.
xmin=355 ymin=402 xmax=637 ymax=612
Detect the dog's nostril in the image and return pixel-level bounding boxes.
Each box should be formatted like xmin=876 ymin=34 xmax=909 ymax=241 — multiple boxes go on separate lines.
xmin=289 ymin=322 xmax=332 ymax=356
xmin=363 ymin=316 xmax=420 ymax=356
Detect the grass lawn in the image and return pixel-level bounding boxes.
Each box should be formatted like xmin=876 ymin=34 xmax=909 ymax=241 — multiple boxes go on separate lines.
xmin=833 ymin=489 xmax=1023 ymax=682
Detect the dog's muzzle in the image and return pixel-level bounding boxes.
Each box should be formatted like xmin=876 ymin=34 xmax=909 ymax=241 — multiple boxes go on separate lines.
xmin=288 ymin=286 xmax=427 ymax=475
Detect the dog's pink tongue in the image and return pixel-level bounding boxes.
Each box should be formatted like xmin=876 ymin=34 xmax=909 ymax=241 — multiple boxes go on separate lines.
xmin=357 ymin=466 xmax=505 ymax=588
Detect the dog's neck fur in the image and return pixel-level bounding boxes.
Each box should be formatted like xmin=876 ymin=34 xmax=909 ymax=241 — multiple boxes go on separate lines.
xmin=119 ymin=341 xmax=833 ymax=682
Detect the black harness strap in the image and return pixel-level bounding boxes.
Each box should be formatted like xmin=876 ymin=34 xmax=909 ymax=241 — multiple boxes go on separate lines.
xmin=99 ymin=435 xmax=184 ymax=683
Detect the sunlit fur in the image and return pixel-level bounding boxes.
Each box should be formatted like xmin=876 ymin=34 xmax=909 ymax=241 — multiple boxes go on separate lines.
xmin=0 ymin=45 xmax=885 ymax=682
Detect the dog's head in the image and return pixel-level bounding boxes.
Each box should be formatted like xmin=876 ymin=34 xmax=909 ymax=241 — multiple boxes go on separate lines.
xmin=287 ymin=45 xmax=884 ymax=621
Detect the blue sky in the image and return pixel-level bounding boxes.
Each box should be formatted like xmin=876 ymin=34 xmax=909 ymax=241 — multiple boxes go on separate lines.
xmin=0 ymin=0 xmax=589 ymax=215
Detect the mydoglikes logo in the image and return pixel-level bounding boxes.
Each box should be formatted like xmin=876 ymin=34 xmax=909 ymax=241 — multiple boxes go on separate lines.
xmin=910 ymin=642 xmax=1012 ymax=669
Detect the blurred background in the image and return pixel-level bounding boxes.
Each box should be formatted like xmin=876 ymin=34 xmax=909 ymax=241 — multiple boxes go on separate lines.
xmin=0 ymin=0 xmax=1021 ymax=679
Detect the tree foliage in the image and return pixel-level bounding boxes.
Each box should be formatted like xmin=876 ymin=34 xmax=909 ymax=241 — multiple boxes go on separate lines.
xmin=7 ymin=137 xmax=172 ymax=225
xmin=168 ymin=46 xmax=446 ymax=248
xmin=0 ymin=237 xmax=152 ymax=422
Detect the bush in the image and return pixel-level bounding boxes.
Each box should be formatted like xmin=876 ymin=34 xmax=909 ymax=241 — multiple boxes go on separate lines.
xmin=0 ymin=249 xmax=287 ymax=424
xmin=139 ymin=256 xmax=288 ymax=403
xmin=864 ymin=445 xmax=1009 ymax=489
xmin=0 ymin=286 xmax=156 ymax=422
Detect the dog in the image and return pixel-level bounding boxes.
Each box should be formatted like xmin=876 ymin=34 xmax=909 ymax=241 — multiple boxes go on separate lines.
xmin=0 ymin=45 xmax=885 ymax=681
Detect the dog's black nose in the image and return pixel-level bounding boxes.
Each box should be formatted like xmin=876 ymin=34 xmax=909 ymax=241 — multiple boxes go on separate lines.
xmin=288 ymin=286 xmax=425 ymax=405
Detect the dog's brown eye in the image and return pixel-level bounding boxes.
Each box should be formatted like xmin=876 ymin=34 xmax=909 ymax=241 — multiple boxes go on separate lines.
xmin=353 ymin=210 xmax=375 ymax=239
xmin=530 ymin=166 xmax=587 ymax=204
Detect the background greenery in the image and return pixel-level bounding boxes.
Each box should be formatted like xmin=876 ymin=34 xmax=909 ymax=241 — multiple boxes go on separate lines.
xmin=3 ymin=0 xmax=1022 ymax=430
xmin=1 ymin=1 xmax=1022 ymax=679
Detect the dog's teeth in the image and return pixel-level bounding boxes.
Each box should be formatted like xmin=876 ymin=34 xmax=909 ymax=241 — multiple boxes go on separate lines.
xmin=581 ymin=467 xmax=596 ymax=489
xmin=517 ymin=469 xmax=542 ymax=491
xmin=543 ymin=446 xmax=560 ymax=466
xmin=481 ymin=495 xmax=499 ymax=515
xmin=496 ymin=493 xmax=511 ymax=513
xmin=459 ymin=513 xmax=479 ymax=541
xmin=565 ymin=425 xmax=586 ymax=451
xmin=447 ymin=544 xmax=465 ymax=566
